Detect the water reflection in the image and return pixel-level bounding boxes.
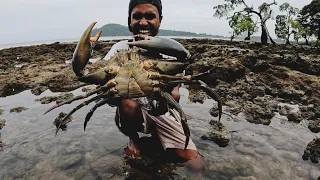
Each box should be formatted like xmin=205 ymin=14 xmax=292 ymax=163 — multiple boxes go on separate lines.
xmin=0 ymin=87 xmax=319 ymax=179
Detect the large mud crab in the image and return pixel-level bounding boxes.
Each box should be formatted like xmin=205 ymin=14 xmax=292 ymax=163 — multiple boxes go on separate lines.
xmin=45 ymin=22 xmax=222 ymax=149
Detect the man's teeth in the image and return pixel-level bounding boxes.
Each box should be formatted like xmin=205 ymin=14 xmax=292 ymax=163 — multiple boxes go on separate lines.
xmin=140 ymin=30 xmax=150 ymax=33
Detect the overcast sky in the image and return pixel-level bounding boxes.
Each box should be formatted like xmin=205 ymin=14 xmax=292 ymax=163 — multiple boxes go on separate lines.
xmin=0 ymin=0 xmax=311 ymax=45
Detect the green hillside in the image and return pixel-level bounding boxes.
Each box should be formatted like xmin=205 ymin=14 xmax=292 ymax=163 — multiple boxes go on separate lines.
xmin=91 ymin=23 xmax=224 ymax=38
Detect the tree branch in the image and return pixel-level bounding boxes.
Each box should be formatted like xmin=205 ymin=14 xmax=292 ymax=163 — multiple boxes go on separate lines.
xmin=240 ymin=0 xmax=249 ymax=8
xmin=264 ymin=0 xmax=277 ymax=7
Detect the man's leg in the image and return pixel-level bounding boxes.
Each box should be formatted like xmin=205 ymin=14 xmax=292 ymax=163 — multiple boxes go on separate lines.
xmin=174 ymin=149 xmax=205 ymax=171
xmin=115 ymin=99 xmax=144 ymax=156
xmin=170 ymin=85 xmax=205 ymax=171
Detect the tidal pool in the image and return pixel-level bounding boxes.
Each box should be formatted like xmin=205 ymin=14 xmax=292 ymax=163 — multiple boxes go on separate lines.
xmin=0 ymin=87 xmax=319 ymax=180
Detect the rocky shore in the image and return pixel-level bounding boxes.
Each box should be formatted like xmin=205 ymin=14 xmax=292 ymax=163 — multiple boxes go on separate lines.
xmin=0 ymin=38 xmax=319 ymax=165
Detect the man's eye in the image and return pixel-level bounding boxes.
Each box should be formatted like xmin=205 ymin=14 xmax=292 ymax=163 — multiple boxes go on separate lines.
xmin=145 ymin=14 xmax=156 ymax=20
xmin=132 ymin=14 xmax=142 ymax=20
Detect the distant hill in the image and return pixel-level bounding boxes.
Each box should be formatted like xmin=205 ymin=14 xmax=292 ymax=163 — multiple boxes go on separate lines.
xmin=91 ymin=23 xmax=225 ymax=38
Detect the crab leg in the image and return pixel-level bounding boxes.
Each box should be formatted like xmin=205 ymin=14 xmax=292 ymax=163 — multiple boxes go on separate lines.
xmin=45 ymin=78 xmax=118 ymax=114
xmin=197 ymin=80 xmax=222 ymax=122
xmin=72 ymin=22 xmax=102 ymax=77
xmin=165 ymin=79 xmax=222 ymax=122
xmin=44 ymin=88 xmax=102 ymax=114
xmin=144 ymin=60 xmax=189 ymax=75
xmin=161 ymin=91 xmax=190 ymax=150
xmin=84 ymin=98 xmax=111 ymax=131
xmin=127 ymin=36 xmax=191 ymax=61
xmin=55 ymin=92 xmax=110 ymax=135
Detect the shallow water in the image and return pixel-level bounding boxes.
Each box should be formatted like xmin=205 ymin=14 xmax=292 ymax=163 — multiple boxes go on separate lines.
xmin=0 ymin=87 xmax=319 ymax=180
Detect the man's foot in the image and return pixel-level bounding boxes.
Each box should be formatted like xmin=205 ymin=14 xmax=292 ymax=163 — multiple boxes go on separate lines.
xmin=124 ymin=139 xmax=141 ymax=159
xmin=174 ymin=149 xmax=205 ymax=172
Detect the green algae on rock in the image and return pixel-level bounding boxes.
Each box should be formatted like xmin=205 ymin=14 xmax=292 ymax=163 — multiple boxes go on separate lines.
xmin=10 ymin=107 xmax=28 ymax=113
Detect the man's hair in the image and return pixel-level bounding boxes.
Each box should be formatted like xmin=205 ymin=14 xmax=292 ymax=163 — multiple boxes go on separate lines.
xmin=128 ymin=0 xmax=162 ymax=32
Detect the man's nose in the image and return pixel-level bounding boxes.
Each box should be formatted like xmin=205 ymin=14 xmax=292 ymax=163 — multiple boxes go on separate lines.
xmin=139 ymin=17 xmax=148 ymax=26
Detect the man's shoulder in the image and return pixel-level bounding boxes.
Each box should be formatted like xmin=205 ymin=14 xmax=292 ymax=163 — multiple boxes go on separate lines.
xmin=104 ymin=40 xmax=130 ymax=60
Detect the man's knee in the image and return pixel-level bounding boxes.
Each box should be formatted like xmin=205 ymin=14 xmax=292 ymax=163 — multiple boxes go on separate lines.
xmin=119 ymin=99 xmax=141 ymax=118
xmin=171 ymin=85 xmax=180 ymax=102
xmin=116 ymin=99 xmax=144 ymax=136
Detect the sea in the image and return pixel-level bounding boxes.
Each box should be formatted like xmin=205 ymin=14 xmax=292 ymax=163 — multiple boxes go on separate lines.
xmin=0 ymin=36 xmax=231 ymax=50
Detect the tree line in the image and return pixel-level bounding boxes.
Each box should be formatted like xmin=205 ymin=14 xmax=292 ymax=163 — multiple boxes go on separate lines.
xmin=213 ymin=0 xmax=320 ymax=45
xmin=91 ymin=24 xmax=222 ymax=38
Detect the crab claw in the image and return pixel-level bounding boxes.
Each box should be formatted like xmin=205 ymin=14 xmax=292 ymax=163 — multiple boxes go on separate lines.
xmin=72 ymin=22 xmax=102 ymax=77
xmin=127 ymin=36 xmax=191 ymax=61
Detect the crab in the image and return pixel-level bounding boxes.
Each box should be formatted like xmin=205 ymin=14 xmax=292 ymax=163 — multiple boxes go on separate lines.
xmin=45 ymin=22 xmax=222 ymax=149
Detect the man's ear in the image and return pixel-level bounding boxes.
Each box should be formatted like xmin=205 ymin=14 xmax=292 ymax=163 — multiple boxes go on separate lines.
xmin=128 ymin=16 xmax=132 ymax=32
xmin=160 ymin=15 xmax=163 ymax=23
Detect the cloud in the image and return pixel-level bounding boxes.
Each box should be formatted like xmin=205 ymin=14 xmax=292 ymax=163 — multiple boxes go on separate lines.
xmin=0 ymin=0 xmax=312 ymax=44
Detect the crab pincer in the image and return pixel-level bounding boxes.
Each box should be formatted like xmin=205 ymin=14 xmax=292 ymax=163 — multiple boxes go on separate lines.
xmin=127 ymin=35 xmax=191 ymax=61
xmin=72 ymin=22 xmax=102 ymax=77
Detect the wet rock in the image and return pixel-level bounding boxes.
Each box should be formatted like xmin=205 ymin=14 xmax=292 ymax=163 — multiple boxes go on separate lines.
xmin=0 ymin=82 xmax=31 ymax=97
xmin=243 ymin=103 xmax=274 ymax=125
xmin=308 ymin=119 xmax=320 ymax=133
xmin=186 ymin=57 xmax=246 ymax=84
xmin=0 ymin=119 xmax=5 ymax=130
xmin=53 ymin=112 xmax=72 ymax=131
xmin=252 ymin=60 xmax=272 ymax=72
xmin=279 ymin=86 xmax=305 ymax=101
xmin=42 ymin=73 xmax=84 ymax=93
xmin=248 ymin=86 xmax=265 ymax=99
xmin=188 ymin=91 xmax=206 ymax=104
xmin=0 ymin=109 xmax=3 ymax=115
xmin=302 ymin=137 xmax=320 ymax=163
xmin=0 ymin=141 xmax=4 ymax=151
xmin=224 ymin=100 xmax=243 ymax=116
xmin=201 ymin=120 xmax=230 ymax=147
xmin=31 ymin=85 xmax=48 ymax=96
xmin=287 ymin=112 xmax=303 ymax=123
xmin=278 ymin=105 xmax=294 ymax=116
xmin=300 ymin=105 xmax=316 ymax=120
xmin=209 ymin=106 xmax=219 ymax=117
xmin=36 ymin=93 xmax=74 ymax=104
xmin=10 ymin=107 xmax=28 ymax=113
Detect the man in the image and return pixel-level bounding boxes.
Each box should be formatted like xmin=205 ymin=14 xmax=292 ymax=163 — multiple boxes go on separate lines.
xmin=104 ymin=0 xmax=204 ymax=171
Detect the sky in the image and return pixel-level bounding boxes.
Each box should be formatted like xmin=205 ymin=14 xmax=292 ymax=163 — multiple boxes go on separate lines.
xmin=0 ymin=0 xmax=312 ymax=45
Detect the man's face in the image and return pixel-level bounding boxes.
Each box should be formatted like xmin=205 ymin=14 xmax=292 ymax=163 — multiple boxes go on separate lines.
xmin=130 ymin=4 xmax=162 ymax=37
